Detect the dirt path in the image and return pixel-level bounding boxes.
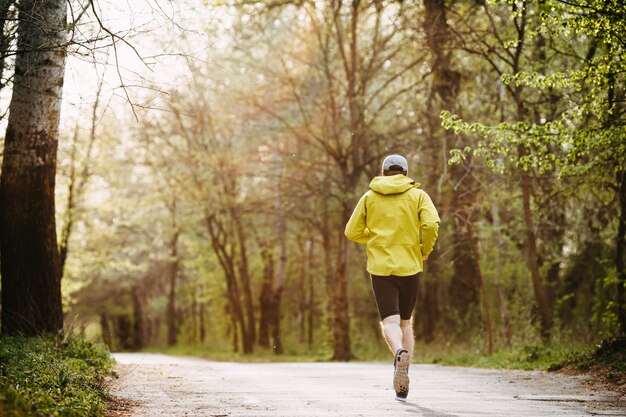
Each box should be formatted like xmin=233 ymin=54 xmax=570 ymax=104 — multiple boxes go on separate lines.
xmin=108 ymin=353 xmax=625 ymax=417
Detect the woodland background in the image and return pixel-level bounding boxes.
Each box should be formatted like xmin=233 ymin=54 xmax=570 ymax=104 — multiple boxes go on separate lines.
xmin=0 ymin=0 xmax=624 ymax=362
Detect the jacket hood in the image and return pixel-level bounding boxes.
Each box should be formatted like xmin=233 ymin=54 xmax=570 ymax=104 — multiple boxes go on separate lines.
xmin=369 ymin=175 xmax=420 ymax=195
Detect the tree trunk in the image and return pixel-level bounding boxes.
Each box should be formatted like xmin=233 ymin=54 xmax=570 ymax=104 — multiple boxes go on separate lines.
xmin=330 ymin=1 xmax=367 ymax=361
xmin=229 ymin=305 xmax=239 ymax=353
xmin=297 ymin=238 xmax=314 ymax=345
xmin=269 ymin=289 xmax=284 ymax=354
xmin=190 ymin=293 xmax=198 ymax=344
xmin=167 ymin=230 xmax=180 ymax=346
xmin=148 ymin=315 xmax=158 ymax=346
xmin=270 ymin=232 xmax=287 ymax=355
xmin=297 ymin=245 xmax=306 ymax=344
xmin=100 ymin=314 xmax=112 ymax=348
xmin=227 ymin=275 xmax=251 ymax=353
xmin=416 ymin=279 xmax=439 ymax=343
xmin=206 ymin=213 xmax=253 ymax=353
xmin=495 ymin=284 xmax=512 ymax=345
xmin=332 ymin=220 xmax=352 ymax=361
xmin=131 ymin=285 xmax=149 ymax=350
xmin=423 ymin=0 xmax=482 ymax=323
xmin=519 ymin=160 xmax=552 ymax=339
xmin=0 ymin=0 xmax=67 ymax=336
xmin=117 ymin=315 xmax=133 ymax=350
xmin=465 ymin=210 xmax=494 ymax=355
xmin=321 ymin=199 xmax=336 ymax=348
xmin=448 ymin=200 xmax=482 ymax=318
xmin=616 ymin=168 xmax=626 ymax=336
xmin=269 ymin=179 xmax=288 ymax=355
xmin=491 ymin=192 xmax=512 ymax=345
xmin=199 ymin=301 xmax=206 ymax=343
xmin=58 ymin=124 xmax=80 ymax=277
xmin=258 ymin=245 xmax=274 ymax=348
xmin=257 ymin=180 xmax=288 ymax=355
xmin=306 ymin=239 xmax=315 ymax=348
xmin=234 ymin=212 xmax=256 ymax=352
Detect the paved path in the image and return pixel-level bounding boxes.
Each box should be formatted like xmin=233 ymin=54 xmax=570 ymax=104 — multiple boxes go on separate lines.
xmin=108 ymin=353 xmax=625 ymax=417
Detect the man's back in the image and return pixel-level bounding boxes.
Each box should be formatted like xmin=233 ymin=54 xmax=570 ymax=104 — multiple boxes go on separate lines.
xmin=345 ymin=174 xmax=439 ymax=276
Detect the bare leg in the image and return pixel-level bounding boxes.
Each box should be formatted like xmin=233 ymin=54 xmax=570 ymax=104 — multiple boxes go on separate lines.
xmin=385 ymin=315 xmax=411 ymax=400
xmin=381 ymin=315 xmax=403 ymax=353
xmin=400 ymin=318 xmax=414 ymax=359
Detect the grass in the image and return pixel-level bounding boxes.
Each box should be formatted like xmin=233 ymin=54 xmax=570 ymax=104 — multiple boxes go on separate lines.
xmin=420 ymin=344 xmax=577 ymax=370
xmin=555 ymin=337 xmax=626 ymax=386
xmin=146 ymin=338 xmax=625 ymax=375
xmin=411 ymin=337 xmax=626 ymax=393
xmin=142 ymin=344 xmax=332 ymax=362
xmin=0 ymin=336 xmax=114 ymax=417
xmin=561 ymin=338 xmax=626 ymax=370
xmin=418 ymin=337 xmax=626 ymax=377
xmin=144 ymin=341 xmax=574 ymax=368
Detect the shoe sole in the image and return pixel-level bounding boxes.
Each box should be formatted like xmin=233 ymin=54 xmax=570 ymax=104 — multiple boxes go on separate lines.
xmin=393 ymin=350 xmax=410 ymax=398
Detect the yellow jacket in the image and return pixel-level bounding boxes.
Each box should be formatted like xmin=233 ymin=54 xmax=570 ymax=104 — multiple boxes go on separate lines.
xmin=345 ymin=175 xmax=440 ymax=276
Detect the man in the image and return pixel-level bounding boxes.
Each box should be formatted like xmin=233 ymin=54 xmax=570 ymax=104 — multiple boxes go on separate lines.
xmin=344 ymin=154 xmax=440 ymax=401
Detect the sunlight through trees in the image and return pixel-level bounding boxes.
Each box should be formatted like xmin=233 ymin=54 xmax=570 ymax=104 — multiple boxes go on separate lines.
xmin=0 ymin=0 xmax=623 ymax=359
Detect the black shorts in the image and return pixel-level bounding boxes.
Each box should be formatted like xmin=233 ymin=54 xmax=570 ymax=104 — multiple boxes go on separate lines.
xmin=371 ymin=273 xmax=421 ymax=320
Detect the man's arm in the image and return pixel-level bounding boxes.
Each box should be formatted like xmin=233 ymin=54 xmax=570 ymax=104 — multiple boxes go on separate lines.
xmin=344 ymin=194 xmax=369 ymax=244
xmin=419 ymin=191 xmax=440 ymax=259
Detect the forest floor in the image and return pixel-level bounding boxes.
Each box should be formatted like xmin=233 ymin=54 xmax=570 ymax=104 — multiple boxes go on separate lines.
xmin=106 ymin=353 xmax=626 ymax=417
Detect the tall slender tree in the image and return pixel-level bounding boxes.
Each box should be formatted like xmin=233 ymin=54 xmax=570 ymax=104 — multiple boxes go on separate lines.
xmin=422 ymin=0 xmax=484 ymax=329
xmin=0 ymin=0 xmax=67 ymax=335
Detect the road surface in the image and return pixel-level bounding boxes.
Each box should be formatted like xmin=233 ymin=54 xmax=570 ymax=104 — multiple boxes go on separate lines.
xmin=108 ymin=353 xmax=625 ymax=417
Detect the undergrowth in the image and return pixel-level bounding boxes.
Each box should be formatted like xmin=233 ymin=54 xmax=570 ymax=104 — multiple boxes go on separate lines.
xmin=555 ymin=337 xmax=626 ymax=385
xmin=420 ymin=337 xmax=626 ymax=390
xmin=425 ymin=344 xmax=575 ymax=370
xmin=0 ymin=336 xmax=114 ymax=417
xmin=143 ymin=344 xmax=330 ymax=363
xmin=147 ymin=337 xmax=626 ymax=391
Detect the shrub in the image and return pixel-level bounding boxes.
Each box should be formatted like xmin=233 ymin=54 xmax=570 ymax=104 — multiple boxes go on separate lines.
xmin=0 ymin=336 xmax=114 ymax=417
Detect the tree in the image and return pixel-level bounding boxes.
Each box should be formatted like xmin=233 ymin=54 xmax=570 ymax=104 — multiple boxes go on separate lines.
xmin=232 ymin=0 xmax=426 ymax=360
xmin=0 ymin=0 xmax=67 ymax=336
xmin=441 ymin=0 xmax=562 ymax=340
xmin=444 ymin=0 xmax=626 ymax=337
xmin=421 ymin=0 xmax=488 ymax=341
xmin=258 ymin=149 xmax=288 ymax=354
xmin=58 ymin=76 xmax=104 ymax=279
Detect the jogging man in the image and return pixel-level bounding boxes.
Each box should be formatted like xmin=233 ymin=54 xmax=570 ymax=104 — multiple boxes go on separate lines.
xmin=344 ymin=154 xmax=440 ymax=401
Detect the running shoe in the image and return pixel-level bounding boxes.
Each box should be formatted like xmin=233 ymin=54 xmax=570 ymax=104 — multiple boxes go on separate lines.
xmin=393 ymin=348 xmax=410 ymax=401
